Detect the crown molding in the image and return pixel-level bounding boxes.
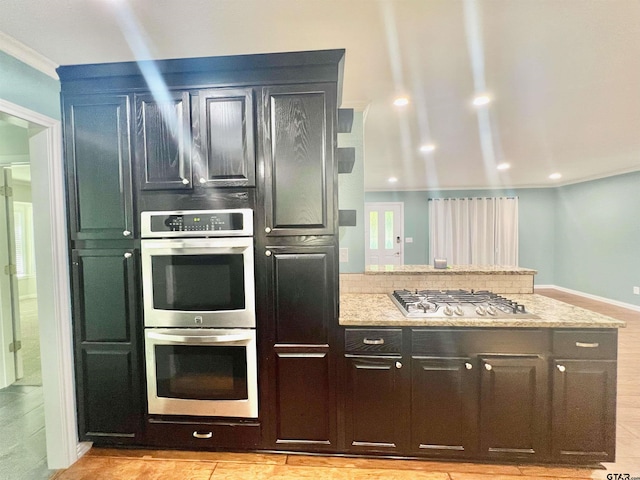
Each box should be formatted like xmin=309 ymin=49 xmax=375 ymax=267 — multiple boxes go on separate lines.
xmin=0 ymin=30 xmax=59 ymax=79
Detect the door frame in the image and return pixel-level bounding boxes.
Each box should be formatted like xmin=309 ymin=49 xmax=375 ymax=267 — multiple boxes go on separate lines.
xmin=364 ymin=202 xmax=404 ymax=266
xmin=0 ymin=98 xmax=84 ymax=468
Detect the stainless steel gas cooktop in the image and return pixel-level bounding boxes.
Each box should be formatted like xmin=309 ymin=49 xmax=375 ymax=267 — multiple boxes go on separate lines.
xmin=390 ymin=289 xmax=539 ymax=319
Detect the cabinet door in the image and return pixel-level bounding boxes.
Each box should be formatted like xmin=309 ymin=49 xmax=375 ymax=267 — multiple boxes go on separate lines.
xmin=135 ymin=91 xmax=192 ymax=190
xmin=552 ymin=359 xmax=616 ymax=462
xmin=266 ymin=245 xmax=336 ymax=345
xmin=344 ymin=355 xmax=405 ymax=453
xmin=273 ymin=346 xmax=336 ymax=449
xmin=479 ymin=355 xmax=548 ymax=460
xmin=261 ymin=83 xmax=337 ymax=236
xmin=411 ymin=356 xmax=478 ymax=457
xmin=63 ymin=94 xmax=133 ymax=240
xmin=72 ymin=249 xmax=142 ymax=443
xmin=194 ymin=88 xmax=255 ymax=187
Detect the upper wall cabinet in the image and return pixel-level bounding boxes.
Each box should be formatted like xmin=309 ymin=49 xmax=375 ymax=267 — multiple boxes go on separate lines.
xmin=261 ymin=83 xmax=337 ymax=236
xmin=193 ymin=88 xmax=256 ymax=187
xmin=135 ymin=91 xmax=192 ymax=191
xmin=63 ymin=94 xmax=134 ymax=241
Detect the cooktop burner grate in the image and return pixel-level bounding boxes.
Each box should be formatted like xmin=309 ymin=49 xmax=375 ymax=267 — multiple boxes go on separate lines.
xmin=390 ymin=289 xmax=538 ymax=319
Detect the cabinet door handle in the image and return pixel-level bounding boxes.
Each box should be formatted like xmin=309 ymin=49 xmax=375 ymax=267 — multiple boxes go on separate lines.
xmin=363 ymin=338 xmax=385 ymax=345
xmin=192 ymin=431 xmax=213 ymax=439
xmin=265 ymin=250 xmax=272 ymax=257
xmin=395 ymin=361 xmax=402 ymax=369
xmin=575 ymin=342 xmax=599 ymax=348
xmin=181 ymin=178 xmax=190 ymax=185
xmin=465 ymin=362 xmax=473 ymax=370
xmin=124 ymin=252 xmax=132 ymax=259
xmin=484 ymin=363 xmax=492 ymax=371
xmin=199 ymin=177 xmax=207 ymax=184
xmin=265 ymin=227 xmax=272 ymax=233
xmin=557 ymin=365 xmax=566 ymax=373
xmin=122 ymin=230 xmax=131 ymax=237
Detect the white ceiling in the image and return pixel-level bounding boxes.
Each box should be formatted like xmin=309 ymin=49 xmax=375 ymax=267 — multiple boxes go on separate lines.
xmin=1 ymin=0 xmax=639 ymax=191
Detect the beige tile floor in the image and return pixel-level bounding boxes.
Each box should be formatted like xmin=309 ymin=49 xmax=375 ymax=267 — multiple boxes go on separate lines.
xmin=52 ymin=289 xmax=640 ymax=479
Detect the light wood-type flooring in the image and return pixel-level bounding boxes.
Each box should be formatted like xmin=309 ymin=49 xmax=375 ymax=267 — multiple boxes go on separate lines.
xmin=51 ymin=289 xmax=640 ymax=480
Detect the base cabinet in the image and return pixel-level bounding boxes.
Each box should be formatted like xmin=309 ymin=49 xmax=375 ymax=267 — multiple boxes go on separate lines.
xmin=410 ymin=356 xmax=478 ymax=457
xmin=479 ymin=355 xmax=548 ymax=461
xmin=341 ymin=327 xmax=617 ymax=464
xmin=344 ymin=355 xmax=406 ymax=453
xmin=552 ymin=359 xmax=617 ymax=462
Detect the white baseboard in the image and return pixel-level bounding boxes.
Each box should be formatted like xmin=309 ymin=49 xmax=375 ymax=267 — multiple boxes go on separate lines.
xmin=76 ymin=442 xmax=92 ymax=460
xmin=535 ymin=285 xmax=640 ymax=313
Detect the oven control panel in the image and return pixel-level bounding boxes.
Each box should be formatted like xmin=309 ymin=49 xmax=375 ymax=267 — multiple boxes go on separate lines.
xmin=141 ymin=209 xmax=253 ymax=237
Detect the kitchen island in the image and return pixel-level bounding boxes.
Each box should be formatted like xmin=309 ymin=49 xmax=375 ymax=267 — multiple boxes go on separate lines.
xmin=338 ymin=291 xmax=624 ymax=464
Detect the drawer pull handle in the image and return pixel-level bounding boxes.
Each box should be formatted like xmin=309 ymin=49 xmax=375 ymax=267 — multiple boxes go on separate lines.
xmin=363 ymin=338 xmax=385 ymax=345
xmin=193 ymin=431 xmax=213 ymax=439
xmin=484 ymin=363 xmax=492 ymax=371
xmin=557 ymin=364 xmax=566 ymax=372
xmin=575 ymin=342 xmax=599 ymax=348
xmin=395 ymin=361 xmax=402 ymax=369
xmin=465 ymin=362 xmax=473 ymax=370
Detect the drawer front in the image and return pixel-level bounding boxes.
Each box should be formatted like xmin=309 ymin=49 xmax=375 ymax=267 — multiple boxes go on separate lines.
xmin=552 ymin=330 xmax=617 ymax=359
xmin=345 ymin=328 xmax=402 ymax=354
xmin=145 ymin=420 xmax=261 ymax=449
xmin=412 ymin=328 xmax=550 ymax=355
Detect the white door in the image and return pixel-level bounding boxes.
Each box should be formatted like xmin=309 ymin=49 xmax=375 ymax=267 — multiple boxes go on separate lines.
xmin=365 ymin=202 xmax=404 ymax=266
xmin=0 ymin=167 xmax=22 ymax=387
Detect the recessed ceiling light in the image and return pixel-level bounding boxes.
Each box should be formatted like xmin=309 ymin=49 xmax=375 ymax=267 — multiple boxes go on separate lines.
xmin=393 ymin=97 xmax=409 ymax=107
xmin=549 ymin=172 xmax=562 ymax=180
xmin=388 ymin=177 xmax=398 ymax=183
xmin=420 ymin=144 xmax=436 ymax=153
xmin=472 ymin=95 xmax=491 ymax=107
xmin=497 ymin=162 xmax=510 ymax=170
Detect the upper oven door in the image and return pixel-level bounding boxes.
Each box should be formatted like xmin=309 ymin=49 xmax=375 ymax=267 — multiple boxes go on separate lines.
xmin=141 ymin=237 xmax=255 ymax=328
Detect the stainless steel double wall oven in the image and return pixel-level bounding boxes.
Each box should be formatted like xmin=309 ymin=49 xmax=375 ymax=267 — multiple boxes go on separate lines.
xmin=141 ymin=209 xmax=257 ymax=418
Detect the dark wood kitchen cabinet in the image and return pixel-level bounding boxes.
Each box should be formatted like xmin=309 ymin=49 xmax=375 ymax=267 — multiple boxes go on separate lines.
xmin=410 ymin=356 xmax=478 ymax=457
xmin=478 ymin=355 xmax=548 ymax=461
xmin=343 ymin=328 xmax=405 ymax=453
xmin=261 ymin=244 xmax=338 ymax=450
xmin=136 ymin=87 xmax=256 ymax=191
xmin=135 ymin=91 xmax=192 ymax=191
xmin=63 ymin=94 xmax=134 ymax=241
xmin=193 ymin=88 xmax=256 ymax=187
xmin=551 ymin=329 xmax=618 ymax=462
xmin=71 ymin=248 xmax=142 ymax=443
xmin=260 ymin=83 xmax=337 ymax=237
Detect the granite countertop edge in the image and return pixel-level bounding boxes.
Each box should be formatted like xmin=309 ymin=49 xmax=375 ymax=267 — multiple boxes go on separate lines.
xmin=363 ymin=265 xmax=537 ymax=275
xmin=339 ymin=293 xmax=626 ymax=329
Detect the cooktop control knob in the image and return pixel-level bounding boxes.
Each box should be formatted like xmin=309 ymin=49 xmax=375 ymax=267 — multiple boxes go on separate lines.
xmin=475 ymin=306 xmax=486 ymax=316
xmin=443 ymin=306 xmax=454 ymax=316
xmin=454 ymin=306 xmax=464 ymax=316
xmin=486 ymin=306 xmax=497 ymax=316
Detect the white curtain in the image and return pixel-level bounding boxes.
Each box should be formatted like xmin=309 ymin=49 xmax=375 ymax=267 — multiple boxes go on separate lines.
xmin=428 ymin=197 xmax=519 ymax=266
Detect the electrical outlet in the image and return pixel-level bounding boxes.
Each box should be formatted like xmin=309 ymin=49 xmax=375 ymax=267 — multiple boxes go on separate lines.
xmin=634 ymin=286 xmax=640 ymax=295
xmin=339 ymin=248 xmax=349 ymax=263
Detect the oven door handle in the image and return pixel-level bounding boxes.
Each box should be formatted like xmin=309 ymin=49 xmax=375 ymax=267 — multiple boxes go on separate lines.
xmin=146 ymin=331 xmax=253 ymax=344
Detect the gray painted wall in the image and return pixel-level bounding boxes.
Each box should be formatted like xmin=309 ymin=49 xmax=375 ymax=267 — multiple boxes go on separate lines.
xmin=0 ymin=51 xmax=60 ymax=120
xmin=555 ymin=171 xmax=640 ymax=306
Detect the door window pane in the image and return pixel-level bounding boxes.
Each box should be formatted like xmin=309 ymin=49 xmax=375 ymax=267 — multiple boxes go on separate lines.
xmin=369 ymin=211 xmax=378 ymax=249
xmin=384 ymin=211 xmax=394 ymax=249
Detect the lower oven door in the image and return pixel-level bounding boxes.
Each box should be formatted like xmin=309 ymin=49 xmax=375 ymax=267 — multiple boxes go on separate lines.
xmin=145 ymin=328 xmax=257 ymax=418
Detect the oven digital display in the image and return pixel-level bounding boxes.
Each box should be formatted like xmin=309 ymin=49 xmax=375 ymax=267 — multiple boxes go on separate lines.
xmin=150 ymin=212 xmax=244 ymax=233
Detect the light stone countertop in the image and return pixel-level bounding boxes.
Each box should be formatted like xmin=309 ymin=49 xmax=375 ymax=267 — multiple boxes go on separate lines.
xmin=339 ymin=293 xmax=625 ymax=328
xmin=365 ymin=265 xmax=537 ymax=275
